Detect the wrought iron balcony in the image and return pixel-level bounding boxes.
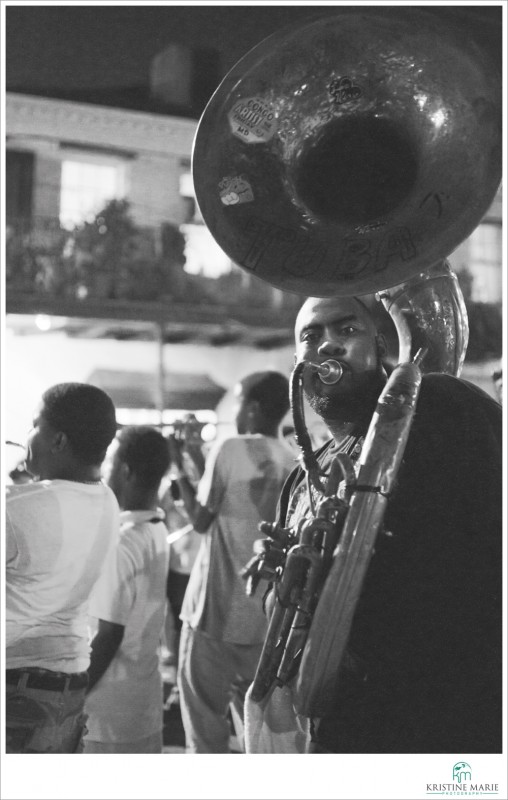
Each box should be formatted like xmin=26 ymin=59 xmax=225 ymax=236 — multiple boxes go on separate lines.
xmin=5 ymin=209 xmax=303 ymax=348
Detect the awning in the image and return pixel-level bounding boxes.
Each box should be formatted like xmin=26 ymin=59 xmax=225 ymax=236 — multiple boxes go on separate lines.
xmin=87 ymin=368 xmax=226 ymax=411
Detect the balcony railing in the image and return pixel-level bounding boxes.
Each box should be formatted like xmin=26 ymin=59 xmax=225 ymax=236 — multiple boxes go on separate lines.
xmin=6 ymin=212 xmax=501 ymax=361
xmin=5 ymin=214 xmax=303 ymax=334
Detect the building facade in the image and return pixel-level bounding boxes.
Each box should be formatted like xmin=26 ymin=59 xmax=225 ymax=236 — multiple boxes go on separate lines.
xmin=4 ymin=86 xmax=503 ymax=454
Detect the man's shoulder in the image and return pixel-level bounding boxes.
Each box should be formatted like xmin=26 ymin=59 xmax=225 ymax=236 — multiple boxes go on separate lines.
xmin=6 ymin=482 xmax=43 ymax=500
xmin=211 ymin=434 xmax=256 ymax=458
xmin=227 ymin=434 xmax=296 ymax=463
xmin=419 ymin=372 xmax=501 ymax=416
xmin=6 ymin=480 xmax=116 ymax=497
xmin=411 ymin=373 xmax=502 ymax=460
xmin=119 ymin=513 xmax=167 ymax=549
xmin=5 ymin=480 xmax=59 ymax=506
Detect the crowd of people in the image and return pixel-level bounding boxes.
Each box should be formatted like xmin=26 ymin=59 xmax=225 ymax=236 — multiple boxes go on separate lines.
xmin=4 ymin=371 xmax=294 ymax=753
xmin=4 ymin=299 xmax=503 ymax=755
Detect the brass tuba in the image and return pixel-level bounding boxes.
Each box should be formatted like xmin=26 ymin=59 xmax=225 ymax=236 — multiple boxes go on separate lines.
xmin=191 ymin=7 xmax=502 ymax=715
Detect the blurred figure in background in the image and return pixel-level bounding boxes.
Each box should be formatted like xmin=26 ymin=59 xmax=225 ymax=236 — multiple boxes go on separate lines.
xmin=8 ymin=459 xmax=32 ymax=485
xmin=159 ymin=415 xmax=205 ymax=687
xmin=5 ymin=383 xmax=119 ymax=753
xmin=492 ymin=367 xmax=502 ymax=404
xmin=84 ymin=425 xmax=170 ymax=754
xmin=160 ymin=461 xmax=201 ymax=695
xmin=170 ymin=371 xmax=295 ymax=753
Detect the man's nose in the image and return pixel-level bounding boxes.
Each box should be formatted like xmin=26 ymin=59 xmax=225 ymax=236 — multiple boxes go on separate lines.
xmin=317 ymin=337 xmax=345 ymax=357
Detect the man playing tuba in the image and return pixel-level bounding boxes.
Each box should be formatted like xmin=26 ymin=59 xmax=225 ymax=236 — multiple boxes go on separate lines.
xmin=245 ymin=295 xmax=502 ymax=754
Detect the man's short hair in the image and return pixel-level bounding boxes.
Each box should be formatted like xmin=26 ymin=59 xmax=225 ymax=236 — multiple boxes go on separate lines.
xmin=245 ymin=371 xmax=290 ymax=424
xmin=42 ymin=383 xmax=117 ymax=465
xmin=116 ymin=426 xmax=170 ymax=489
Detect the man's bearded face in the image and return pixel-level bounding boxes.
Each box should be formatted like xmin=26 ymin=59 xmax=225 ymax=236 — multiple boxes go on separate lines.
xmin=294 ymin=296 xmax=386 ymax=423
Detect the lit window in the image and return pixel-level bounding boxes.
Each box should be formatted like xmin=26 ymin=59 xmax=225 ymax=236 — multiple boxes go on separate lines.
xmin=179 ymin=172 xmax=195 ymax=198
xmin=179 ymin=171 xmax=203 ymax=223
xmin=469 ymin=223 xmax=501 ymax=267
xmin=179 ymin=171 xmax=231 ymax=277
xmin=60 ymin=159 xmax=125 ymax=229
xmin=180 ymin=223 xmax=232 ymax=278
xmin=468 ymin=222 xmax=502 ymax=303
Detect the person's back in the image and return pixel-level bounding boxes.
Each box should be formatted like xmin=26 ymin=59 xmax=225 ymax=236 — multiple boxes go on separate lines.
xmin=84 ymin=511 xmax=169 ymax=748
xmin=6 ymin=481 xmax=118 ymax=673
xmin=5 ymin=382 xmax=118 ymax=753
xmin=182 ymin=433 xmax=295 ymax=643
xmin=84 ymin=425 xmax=171 ymax=753
xmin=174 ymin=370 xmax=295 ymax=752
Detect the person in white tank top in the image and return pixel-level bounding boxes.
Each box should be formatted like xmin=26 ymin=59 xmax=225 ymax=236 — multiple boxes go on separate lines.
xmin=5 ymin=382 xmax=119 ymax=753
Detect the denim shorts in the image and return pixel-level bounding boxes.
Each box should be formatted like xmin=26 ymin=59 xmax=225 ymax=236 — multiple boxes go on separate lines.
xmin=5 ymin=668 xmax=89 ymax=753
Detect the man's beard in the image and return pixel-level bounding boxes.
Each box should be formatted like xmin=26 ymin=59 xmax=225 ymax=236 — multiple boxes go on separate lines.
xmin=306 ymin=370 xmax=385 ymax=427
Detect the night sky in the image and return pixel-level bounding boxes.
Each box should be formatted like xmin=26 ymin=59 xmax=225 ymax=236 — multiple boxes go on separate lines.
xmin=6 ymin=3 xmax=502 ymax=99
xmin=6 ymin=4 xmax=332 ymax=93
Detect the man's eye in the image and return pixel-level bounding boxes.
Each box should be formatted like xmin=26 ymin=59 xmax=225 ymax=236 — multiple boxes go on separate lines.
xmin=341 ymin=326 xmax=357 ymax=335
xmin=301 ymin=331 xmax=320 ymax=342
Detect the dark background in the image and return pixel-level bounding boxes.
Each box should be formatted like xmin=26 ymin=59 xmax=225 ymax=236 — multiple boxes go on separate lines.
xmin=5 ymin=5 xmax=343 ymax=93
xmin=6 ymin=4 xmax=502 ymax=113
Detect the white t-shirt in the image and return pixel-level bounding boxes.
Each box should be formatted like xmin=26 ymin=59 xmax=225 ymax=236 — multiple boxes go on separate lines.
xmin=182 ymin=434 xmax=296 ymax=644
xmin=85 ymin=508 xmax=170 ymax=743
xmin=6 ymin=480 xmax=120 ymax=673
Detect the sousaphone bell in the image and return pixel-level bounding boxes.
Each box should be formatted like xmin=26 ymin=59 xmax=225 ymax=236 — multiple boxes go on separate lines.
xmin=192 ymin=7 xmax=501 ymax=299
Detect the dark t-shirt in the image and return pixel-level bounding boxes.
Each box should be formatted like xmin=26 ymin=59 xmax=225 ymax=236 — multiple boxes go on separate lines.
xmin=277 ymin=373 xmax=502 ymax=753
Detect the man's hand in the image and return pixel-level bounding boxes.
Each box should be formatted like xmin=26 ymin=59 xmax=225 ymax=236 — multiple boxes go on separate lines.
xmin=167 ymin=433 xmax=184 ymax=473
xmin=87 ymin=619 xmax=124 ymax=693
xmin=170 ymin=416 xmax=206 ymax=478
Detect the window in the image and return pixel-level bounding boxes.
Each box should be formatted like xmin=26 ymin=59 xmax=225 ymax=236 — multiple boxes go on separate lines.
xmin=468 ymin=222 xmax=502 ymax=303
xmin=180 ymin=223 xmax=232 ymax=278
xmin=6 ymin=149 xmax=34 ymax=227
xmin=179 ymin=171 xmax=232 ymax=278
xmin=59 ymin=158 xmax=126 ymax=229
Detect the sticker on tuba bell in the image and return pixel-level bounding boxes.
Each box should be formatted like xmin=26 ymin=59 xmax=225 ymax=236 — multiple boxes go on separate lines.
xmin=228 ymin=96 xmax=277 ymax=144
xmin=219 ymin=175 xmax=254 ymax=206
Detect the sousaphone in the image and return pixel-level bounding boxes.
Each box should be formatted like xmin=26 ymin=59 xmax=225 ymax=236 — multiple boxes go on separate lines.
xmin=192 ymin=6 xmax=501 ymax=300
xmin=191 ymin=7 xmax=502 ymax=716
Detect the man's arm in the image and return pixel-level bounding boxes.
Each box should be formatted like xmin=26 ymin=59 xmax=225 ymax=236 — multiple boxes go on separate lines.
xmin=173 ymin=471 xmax=214 ymax=533
xmin=168 ymin=434 xmax=214 ymax=533
xmin=86 ymin=619 xmax=125 ymax=693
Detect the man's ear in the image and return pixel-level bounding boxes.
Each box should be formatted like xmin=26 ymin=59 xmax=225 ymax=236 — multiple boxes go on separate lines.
xmin=51 ymin=431 xmax=68 ymax=453
xmin=247 ymin=398 xmax=260 ymax=418
xmin=376 ymin=334 xmax=388 ymax=359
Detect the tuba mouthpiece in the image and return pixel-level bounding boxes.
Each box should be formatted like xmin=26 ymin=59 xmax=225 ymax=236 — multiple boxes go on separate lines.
xmin=307 ymin=360 xmax=344 ymax=385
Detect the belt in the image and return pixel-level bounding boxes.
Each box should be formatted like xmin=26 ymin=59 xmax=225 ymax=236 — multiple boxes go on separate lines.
xmin=6 ymin=668 xmax=89 ymax=692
